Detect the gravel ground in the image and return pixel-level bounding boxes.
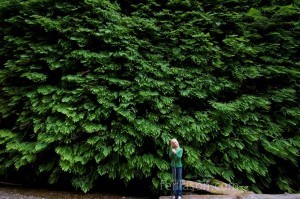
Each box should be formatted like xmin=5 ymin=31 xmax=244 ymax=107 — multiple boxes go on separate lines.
xmin=0 ymin=187 xmax=152 ymax=199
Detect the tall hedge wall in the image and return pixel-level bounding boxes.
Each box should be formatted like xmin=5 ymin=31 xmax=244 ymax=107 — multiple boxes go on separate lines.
xmin=0 ymin=0 xmax=299 ymax=194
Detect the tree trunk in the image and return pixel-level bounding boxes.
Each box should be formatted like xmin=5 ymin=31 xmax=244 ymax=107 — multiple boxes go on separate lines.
xmin=182 ymin=179 xmax=246 ymax=195
xmin=159 ymin=193 xmax=300 ymax=199
xmin=160 ymin=179 xmax=300 ymax=199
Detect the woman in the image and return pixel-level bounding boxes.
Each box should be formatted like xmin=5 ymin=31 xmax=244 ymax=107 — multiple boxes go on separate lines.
xmin=169 ymin=138 xmax=183 ymax=199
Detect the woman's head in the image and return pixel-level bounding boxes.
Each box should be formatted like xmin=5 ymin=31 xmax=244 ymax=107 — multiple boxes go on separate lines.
xmin=170 ymin=138 xmax=179 ymax=148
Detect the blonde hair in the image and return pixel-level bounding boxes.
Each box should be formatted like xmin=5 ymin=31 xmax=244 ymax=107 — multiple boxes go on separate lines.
xmin=170 ymin=138 xmax=180 ymax=147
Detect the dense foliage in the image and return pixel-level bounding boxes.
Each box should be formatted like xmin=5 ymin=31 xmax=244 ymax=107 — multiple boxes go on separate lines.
xmin=0 ymin=0 xmax=299 ymax=194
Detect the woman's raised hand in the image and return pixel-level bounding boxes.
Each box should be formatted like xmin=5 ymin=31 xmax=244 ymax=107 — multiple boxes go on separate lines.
xmin=172 ymin=148 xmax=176 ymax=154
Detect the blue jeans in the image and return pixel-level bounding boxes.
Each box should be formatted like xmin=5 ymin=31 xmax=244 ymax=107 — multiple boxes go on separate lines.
xmin=171 ymin=166 xmax=182 ymax=197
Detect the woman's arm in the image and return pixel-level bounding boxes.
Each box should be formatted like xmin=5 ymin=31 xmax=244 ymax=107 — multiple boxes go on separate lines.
xmin=174 ymin=148 xmax=183 ymax=159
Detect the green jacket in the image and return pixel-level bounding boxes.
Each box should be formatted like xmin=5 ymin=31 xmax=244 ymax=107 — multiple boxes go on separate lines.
xmin=169 ymin=147 xmax=183 ymax=167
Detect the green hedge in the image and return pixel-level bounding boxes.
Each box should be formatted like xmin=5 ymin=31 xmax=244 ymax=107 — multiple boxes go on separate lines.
xmin=0 ymin=0 xmax=299 ymax=194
